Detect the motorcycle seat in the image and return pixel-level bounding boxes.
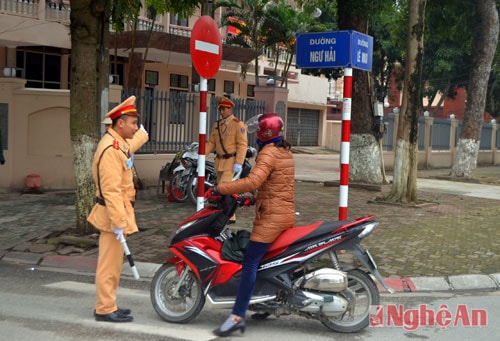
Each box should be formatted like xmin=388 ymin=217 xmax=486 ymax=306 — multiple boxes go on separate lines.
xmin=265 ymin=220 xmax=352 ymax=258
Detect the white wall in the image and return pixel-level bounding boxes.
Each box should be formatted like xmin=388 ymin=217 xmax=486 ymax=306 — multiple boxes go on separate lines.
xmin=287 ymin=73 xmax=328 ymax=105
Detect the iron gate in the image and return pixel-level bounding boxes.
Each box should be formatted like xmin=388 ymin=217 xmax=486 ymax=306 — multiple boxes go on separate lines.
xmin=286 ymin=108 xmax=320 ymax=146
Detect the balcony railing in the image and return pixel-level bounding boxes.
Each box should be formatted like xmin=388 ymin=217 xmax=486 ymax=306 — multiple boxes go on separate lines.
xmin=0 ymin=0 xmax=70 ymax=23
xmin=168 ymin=24 xmax=191 ymax=37
xmin=136 ymin=16 xmax=165 ymax=32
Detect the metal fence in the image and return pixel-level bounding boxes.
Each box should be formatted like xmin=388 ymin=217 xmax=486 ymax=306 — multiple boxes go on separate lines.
xmin=431 ymin=118 xmax=452 ymax=150
xmin=382 ymin=113 xmax=499 ymax=152
xmin=121 ymin=89 xmax=265 ymax=153
xmin=123 ymin=89 xmax=196 ymax=153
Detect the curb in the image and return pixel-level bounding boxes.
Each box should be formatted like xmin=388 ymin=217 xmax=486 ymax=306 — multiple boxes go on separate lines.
xmin=2 ymin=251 xmax=500 ymax=293
xmin=379 ymin=274 xmax=500 ymax=293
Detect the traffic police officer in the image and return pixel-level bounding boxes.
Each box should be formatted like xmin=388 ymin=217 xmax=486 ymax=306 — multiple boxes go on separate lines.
xmin=206 ymin=96 xmax=248 ymax=223
xmin=88 ymin=96 xmax=148 ymax=323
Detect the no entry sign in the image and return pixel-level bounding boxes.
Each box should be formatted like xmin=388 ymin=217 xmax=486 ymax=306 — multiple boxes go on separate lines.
xmin=190 ymin=16 xmax=222 ymax=79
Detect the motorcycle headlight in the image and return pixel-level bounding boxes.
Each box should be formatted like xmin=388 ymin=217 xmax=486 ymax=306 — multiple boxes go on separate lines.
xmin=358 ymin=222 xmax=378 ymax=239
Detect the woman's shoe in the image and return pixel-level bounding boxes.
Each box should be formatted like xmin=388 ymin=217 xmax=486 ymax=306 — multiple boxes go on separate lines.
xmin=213 ymin=315 xmax=246 ymax=337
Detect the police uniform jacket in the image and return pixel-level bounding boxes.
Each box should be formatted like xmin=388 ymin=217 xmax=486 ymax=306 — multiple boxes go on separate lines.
xmin=206 ymin=115 xmax=248 ymax=172
xmin=87 ymin=128 xmax=139 ymax=235
xmin=217 ymin=143 xmax=295 ymax=243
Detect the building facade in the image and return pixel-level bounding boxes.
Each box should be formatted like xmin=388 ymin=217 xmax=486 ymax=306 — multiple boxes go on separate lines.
xmin=0 ymin=0 xmax=331 ymax=190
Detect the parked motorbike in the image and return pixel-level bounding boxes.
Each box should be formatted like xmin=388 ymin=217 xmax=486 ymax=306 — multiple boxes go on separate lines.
xmin=186 ymin=146 xmax=257 ymax=206
xmin=150 ymin=192 xmax=394 ymax=333
xmin=169 ymin=142 xmax=200 ymax=203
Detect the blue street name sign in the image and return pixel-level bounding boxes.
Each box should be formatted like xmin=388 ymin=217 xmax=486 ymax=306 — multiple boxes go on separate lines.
xmin=295 ymin=30 xmax=373 ymax=72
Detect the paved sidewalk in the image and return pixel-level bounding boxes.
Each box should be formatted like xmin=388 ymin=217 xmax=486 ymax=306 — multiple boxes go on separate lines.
xmin=1 ymin=150 xmax=500 ymax=293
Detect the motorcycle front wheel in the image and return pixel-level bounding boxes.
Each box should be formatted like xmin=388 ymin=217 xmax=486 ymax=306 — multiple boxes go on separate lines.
xmin=150 ymin=263 xmax=205 ymax=323
xmin=321 ymin=269 xmax=379 ymax=333
xmin=169 ymin=172 xmax=189 ymax=203
xmin=187 ymin=173 xmax=215 ymax=206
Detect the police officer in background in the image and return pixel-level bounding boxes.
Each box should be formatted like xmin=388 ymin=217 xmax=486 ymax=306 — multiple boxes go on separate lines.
xmin=87 ymin=96 xmax=148 ymax=323
xmin=206 ymin=96 xmax=248 ymax=224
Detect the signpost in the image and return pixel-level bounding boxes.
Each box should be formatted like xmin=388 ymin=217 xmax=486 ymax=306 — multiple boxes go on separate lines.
xmin=296 ymin=30 xmax=373 ymax=220
xmin=190 ymin=16 xmax=222 ymax=211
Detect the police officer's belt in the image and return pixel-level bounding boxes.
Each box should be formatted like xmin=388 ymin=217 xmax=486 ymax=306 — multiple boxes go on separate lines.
xmin=96 ymin=196 xmax=135 ymax=207
xmin=216 ymin=153 xmax=236 ymax=159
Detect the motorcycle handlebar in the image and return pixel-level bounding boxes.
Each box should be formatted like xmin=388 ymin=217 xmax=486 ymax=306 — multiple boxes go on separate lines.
xmin=204 ymin=188 xmax=255 ymax=207
xmin=231 ymin=193 xmax=256 ymax=207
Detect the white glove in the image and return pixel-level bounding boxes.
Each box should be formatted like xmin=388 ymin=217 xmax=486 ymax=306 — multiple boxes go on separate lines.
xmin=233 ymin=163 xmax=242 ymax=173
xmin=112 ymin=227 xmax=124 ymax=240
xmin=140 ymin=124 xmax=148 ymax=135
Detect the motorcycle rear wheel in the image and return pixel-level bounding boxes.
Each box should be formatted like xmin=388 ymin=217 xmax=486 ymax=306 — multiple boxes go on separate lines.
xmin=169 ymin=172 xmax=189 ymax=203
xmin=150 ymin=263 xmax=205 ymax=323
xmin=321 ymin=269 xmax=379 ymax=333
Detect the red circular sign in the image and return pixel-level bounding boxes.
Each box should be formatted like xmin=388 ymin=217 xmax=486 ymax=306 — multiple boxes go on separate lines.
xmin=190 ymin=16 xmax=222 ymax=79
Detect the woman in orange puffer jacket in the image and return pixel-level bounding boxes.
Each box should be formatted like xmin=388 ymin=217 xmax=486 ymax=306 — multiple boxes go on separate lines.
xmin=212 ymin=113 xmax=295 ymax=337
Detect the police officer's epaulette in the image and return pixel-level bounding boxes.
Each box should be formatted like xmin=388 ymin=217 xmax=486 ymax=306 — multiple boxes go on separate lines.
xmin=233 ymin=117 xmax=241 ymax=122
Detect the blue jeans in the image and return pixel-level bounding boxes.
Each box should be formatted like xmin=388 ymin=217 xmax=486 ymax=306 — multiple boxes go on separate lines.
xmin=231 ymin=240 xmax=271 ymax=318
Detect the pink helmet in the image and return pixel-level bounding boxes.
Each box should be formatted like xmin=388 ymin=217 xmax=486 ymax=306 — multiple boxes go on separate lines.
xmin=256 ymin=113 xmax=284 ymax=142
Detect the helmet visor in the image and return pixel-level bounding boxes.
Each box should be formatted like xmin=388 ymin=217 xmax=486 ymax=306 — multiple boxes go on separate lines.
xmin=245 ymin=114 xmax=262 ymax=134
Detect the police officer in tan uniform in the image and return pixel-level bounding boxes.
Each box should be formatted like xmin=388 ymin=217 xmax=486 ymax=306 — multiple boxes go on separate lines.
xmin=102 ymin=117 xmax=148 ymax=154
xmin=206 ymin=96 xmax=248 ymax=223
xmin=88 ymin=96 xmax=148 ymax=323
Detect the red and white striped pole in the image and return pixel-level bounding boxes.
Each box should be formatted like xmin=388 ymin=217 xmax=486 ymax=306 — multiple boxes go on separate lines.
xmin=196 ymin=77 xmax=207 ymax=211
xmin=339 ymin=68 xmax=352 ymax=220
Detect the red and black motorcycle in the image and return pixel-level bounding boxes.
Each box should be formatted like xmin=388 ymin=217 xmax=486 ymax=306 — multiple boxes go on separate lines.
xmin=150 ymin=193 xmax=394 ymax=333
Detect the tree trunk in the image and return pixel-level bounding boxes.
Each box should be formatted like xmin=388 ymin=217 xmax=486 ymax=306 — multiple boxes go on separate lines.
xmin=451 ymin=0 xmax=499 ymax=178
xmin=385 ymin=0 xmax=426 ymax=204
xmin=70 ymin=0 xmax=110 ymax=235
xmin=337 ymin=4 xmax=382 ymax=184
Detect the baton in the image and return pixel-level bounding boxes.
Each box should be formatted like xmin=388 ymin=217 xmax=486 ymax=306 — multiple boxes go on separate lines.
xmin=119 ymin=235 xmax=140 ymax=279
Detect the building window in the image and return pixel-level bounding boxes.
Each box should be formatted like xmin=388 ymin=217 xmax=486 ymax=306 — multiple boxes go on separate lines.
xmin=17 ymin=50 xmax=61 ymax=89
xmin=145 ymin=70 xmax=159 ymax=86
xmin=247 ymin=84 xmax=255 ymax=97
xmin=170 ymin=74 xmax=189 ymax=89
xmin=169 ymin=74 xmax=189 ymax=124
xmin=170 ymin=13 xmax=188 ymax=27
xmin=110 ymin=57 xmax=125 ymax=86
xmin=224 ymin=80 xmax=234 ymax=94
xmin=208 ymin=79 xmax=216 ymax=92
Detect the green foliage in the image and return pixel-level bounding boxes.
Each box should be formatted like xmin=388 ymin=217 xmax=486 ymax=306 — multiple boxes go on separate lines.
xmin=154 ymin=0 xmax=203 ymax=18
xmin=111 ymin=0 xmax=141 ymax=33
xmin=219 ymin=0 xmax=269 ymax=50
xmin=422 ymin=0 xmax=476 ymax=100
xmin=368 ymin=0 xmax=407 ymax=102
xmin=111 ymin=0 xmax=203 ymax=33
